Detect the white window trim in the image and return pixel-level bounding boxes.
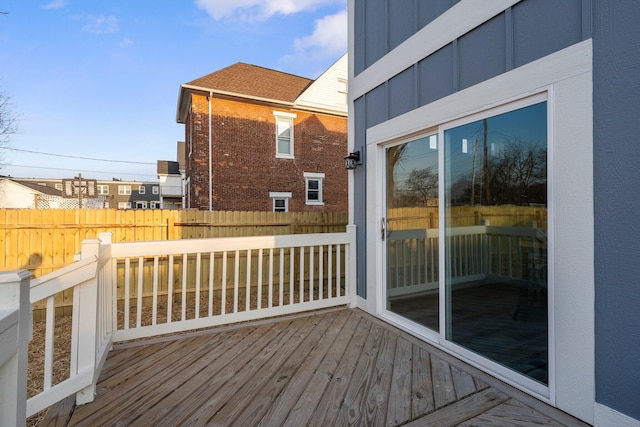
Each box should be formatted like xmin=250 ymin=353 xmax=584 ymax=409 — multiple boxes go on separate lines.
xmin=97 ymin=184 xmax=109 ymax=195
xmin=337 ymin=78 xmax=348 ymax=105
xmin=152 ymin=186 xmax=159 ymax=195
xmin=269 ymin=191 xmax=292 ymax=212
xmin=138 ymin=186 xmax=146 ymax=194
xmin=303 ymin=172 xmax=325 ymax=205
xmin=363 ymin=40 xmax=593 ymax=421
xmin=274 ymin=111 xmax=296 ymax=159
xmin=118 ymin=185 xmax=131 ymax=196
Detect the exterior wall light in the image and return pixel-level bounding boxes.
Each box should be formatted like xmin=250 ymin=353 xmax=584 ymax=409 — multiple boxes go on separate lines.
xmin=344 ymin=151 xmax=361 ymax=170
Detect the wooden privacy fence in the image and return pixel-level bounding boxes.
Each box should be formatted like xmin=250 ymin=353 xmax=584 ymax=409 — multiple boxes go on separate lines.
xmin=387 ymin=205 xmax=547 ymax=230
xmin=0 ymin=209 xmax=346 ymax=318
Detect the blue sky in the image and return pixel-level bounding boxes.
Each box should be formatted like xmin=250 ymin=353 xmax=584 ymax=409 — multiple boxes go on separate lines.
xmin=0 ymin=0 xmax=347 ymax=181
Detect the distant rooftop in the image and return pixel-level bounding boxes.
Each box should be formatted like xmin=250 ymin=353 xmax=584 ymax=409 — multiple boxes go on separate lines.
xmin=185 ymin=62 xmax=313 ymax=103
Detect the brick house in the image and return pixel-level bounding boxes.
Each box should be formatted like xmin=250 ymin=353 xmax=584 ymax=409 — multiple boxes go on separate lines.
xmin=176 ymin=54 xmax=348 ymax=212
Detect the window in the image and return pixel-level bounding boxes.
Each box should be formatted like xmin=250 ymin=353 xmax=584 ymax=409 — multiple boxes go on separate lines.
xmin=118 ymin=185 xmax=131 ymax=195
xmin=269 ymin=192 xmax=292 ymax=212
xmin=55 ymin=183 xmax=63 ymax=191
xmin=303 ymin=172 xmax=324 ymax=205
xmin=97 ymin=185 xmax=109 ymax=195
xmin=274 ymin=112 xmax=296 ymax=158
xmin=118 ymin=202 xmax=131 ymax=209
xmin=337 ymin=78 xmax=348 ymax=105
xmin=150 ymin=201 xmax=157 ymax=209
xmin=138 ymin=186 xmax=146 ymax=195
xmin=104 ymin=201 xmax=110 ymax=208
xmin=136 ymin=201 xmax=147 ymax=209
xmin=152 ymin=186 xmax=159 ymax=195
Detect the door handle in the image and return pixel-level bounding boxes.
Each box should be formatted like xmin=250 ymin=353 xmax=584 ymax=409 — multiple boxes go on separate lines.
xmin=381 ymin=218 xmax=386 ymax=241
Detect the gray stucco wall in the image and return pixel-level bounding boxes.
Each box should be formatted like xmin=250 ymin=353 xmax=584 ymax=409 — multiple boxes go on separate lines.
xmin=593 ymin=0 xmax=640 ymax=420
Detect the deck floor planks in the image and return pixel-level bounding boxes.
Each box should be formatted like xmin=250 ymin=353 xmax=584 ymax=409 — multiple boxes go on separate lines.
xmin=411 ymin=345 xmax=436 ymax=418
xmin=152 ymin=318 xmax=307 ymax=426
xmin=306 ymin=316 xmax=373 ymax=426
xmin=281 ymin=311 xmax=362 ymax=426
xmin=257 ymin=309 xmax=354 ymax=427
xmin=405 ymin=387 xmax=510 ymax=426
xmin=183 ymin=313 xmax=334 ymax=426
xmin=70 ymin=332 xmax=241 ymax=426
xmin=332 ymin=322 xmax=387 ymax=426
xmin=361 ymin=327 xmax=398 ymax=426
xmin=386 ymin=336 xmax=413 ymax=426
xmin=130 ymin=321 xmax=292 ymax=426
xmin=56 ymin=308 xmax=589 ymax=427
xmin=69 ymin=336 xmax=207 ymax=424
xmin=430 ymin=353 xmax=458 ymax=409
xmin=230 ymin=310 xmax=352 ymax=426
xmin=121 ymin=322 xmax=283 ymax=426
xmin=460 ymin=398 xmax=565 ymax=426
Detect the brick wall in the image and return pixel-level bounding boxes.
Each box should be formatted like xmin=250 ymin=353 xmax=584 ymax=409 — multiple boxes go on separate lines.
xmin=184 ymin=94 xmax=348 ymax=212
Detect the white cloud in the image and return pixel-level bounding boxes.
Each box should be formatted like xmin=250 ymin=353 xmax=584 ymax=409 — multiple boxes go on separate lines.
xmin=293 ymin=9 xmax=347 ymax=59
xmin=119 ymin=37 xmax=133 ymax=48
xmin=42 ymin=0 xmax=67 ymax=10
xmin=195 ymin=0 xmax=343 ymax=21
xmin=82 ymin=15 xmax=119 ymax=35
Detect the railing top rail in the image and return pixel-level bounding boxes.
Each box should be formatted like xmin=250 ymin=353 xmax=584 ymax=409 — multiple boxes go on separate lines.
xmin=30 ymin=255 xmax=98 ymax=303
xmin=387 ymin=225 xmax=546 ymax=240
xmin=109 ymin=231 xmax=352 ymax=258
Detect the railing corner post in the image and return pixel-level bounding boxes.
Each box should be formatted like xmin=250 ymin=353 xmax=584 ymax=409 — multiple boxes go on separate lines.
xmin=0 ymin=270 xmax=32 ymax=427
xmin=73 ymin=238 xmax=102 ymax=405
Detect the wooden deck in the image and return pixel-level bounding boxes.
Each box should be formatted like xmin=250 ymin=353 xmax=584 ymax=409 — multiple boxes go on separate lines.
xmin=43 ymin=308 xmax=587 ymax=426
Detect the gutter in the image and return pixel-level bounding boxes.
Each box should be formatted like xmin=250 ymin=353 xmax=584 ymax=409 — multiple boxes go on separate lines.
xmin=208 ymin=90 xmax=212 ymax=211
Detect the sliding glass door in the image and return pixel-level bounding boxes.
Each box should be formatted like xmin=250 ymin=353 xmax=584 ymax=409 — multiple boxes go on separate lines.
xmin=443 ymin=101 xmax=548 ymax=385
xmin=386 ymin=134 xmax=439 ymax=332
xmin=383 ymin=99 xmax=549 ymax=387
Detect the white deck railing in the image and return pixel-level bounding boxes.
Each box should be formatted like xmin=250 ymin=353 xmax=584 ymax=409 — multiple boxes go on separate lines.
xmin=110 ymin=231 xmax=355 ymax=341
xmin=0 ymin=227 xmax=356 ymax=424
xmin=387 ymin=225 xmax=547 ymax=298
xmin=0 ymin=224 xmax=543 ymax=423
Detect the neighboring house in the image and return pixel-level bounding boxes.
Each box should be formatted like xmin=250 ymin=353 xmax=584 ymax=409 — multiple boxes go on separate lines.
xmin=156 ymin=141 xmax=186 ymax=209
xmin=176 ymin=54 xmax=348 ymax=212
xmin=0 ymin=179 xmax=77 ymax=208
xmin=0 ymin=177 xmax=161 ymax=209
xmin=349 ymin=1 xmax=639 ymax=426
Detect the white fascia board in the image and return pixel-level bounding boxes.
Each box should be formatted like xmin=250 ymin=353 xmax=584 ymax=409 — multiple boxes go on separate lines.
xmin=351 ymin=0 xmax=523 ymax=100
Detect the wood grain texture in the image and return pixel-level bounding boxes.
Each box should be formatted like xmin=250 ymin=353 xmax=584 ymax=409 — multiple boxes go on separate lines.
xmin=57 ymin=308 xmax=588 ymax=427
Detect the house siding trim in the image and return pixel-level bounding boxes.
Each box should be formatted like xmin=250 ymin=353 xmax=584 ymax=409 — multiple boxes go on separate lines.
xmin=351 ymin=0 xmax=523 ymax=100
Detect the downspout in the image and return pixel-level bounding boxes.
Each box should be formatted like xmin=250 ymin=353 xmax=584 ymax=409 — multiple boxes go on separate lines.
xmin=208 ymin=91 xmax=213 ymax=211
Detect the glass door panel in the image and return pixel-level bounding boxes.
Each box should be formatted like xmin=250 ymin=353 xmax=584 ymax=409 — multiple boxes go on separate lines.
xmin=443 ymin=102 xmax=548 ymax=385
xmin=386 ymin=134 xmax=439 ymax=331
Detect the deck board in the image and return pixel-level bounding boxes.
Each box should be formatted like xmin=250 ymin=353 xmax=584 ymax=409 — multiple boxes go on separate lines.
xmin=52 ymin=308 xmax=588 ymax=427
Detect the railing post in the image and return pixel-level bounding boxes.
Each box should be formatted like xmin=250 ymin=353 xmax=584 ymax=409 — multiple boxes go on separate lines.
xmin=346 ymin=224 xmax=358 ymax=308
xmin=0 ymin=270 xmax=32 ymax=427
xmin=97 ymin=232 xmax=115 ymax=334
xmin=72 ymin=238 xmax=101 ymax=405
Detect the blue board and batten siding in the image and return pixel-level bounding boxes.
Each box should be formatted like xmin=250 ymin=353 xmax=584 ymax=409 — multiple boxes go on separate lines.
xmin=352 ymin=0 xmax=640 ymax=423
xmin=352 ymin=0 xmax=590 ymax=295
xmin=593 ymin=0 xmax=640 ymax=422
